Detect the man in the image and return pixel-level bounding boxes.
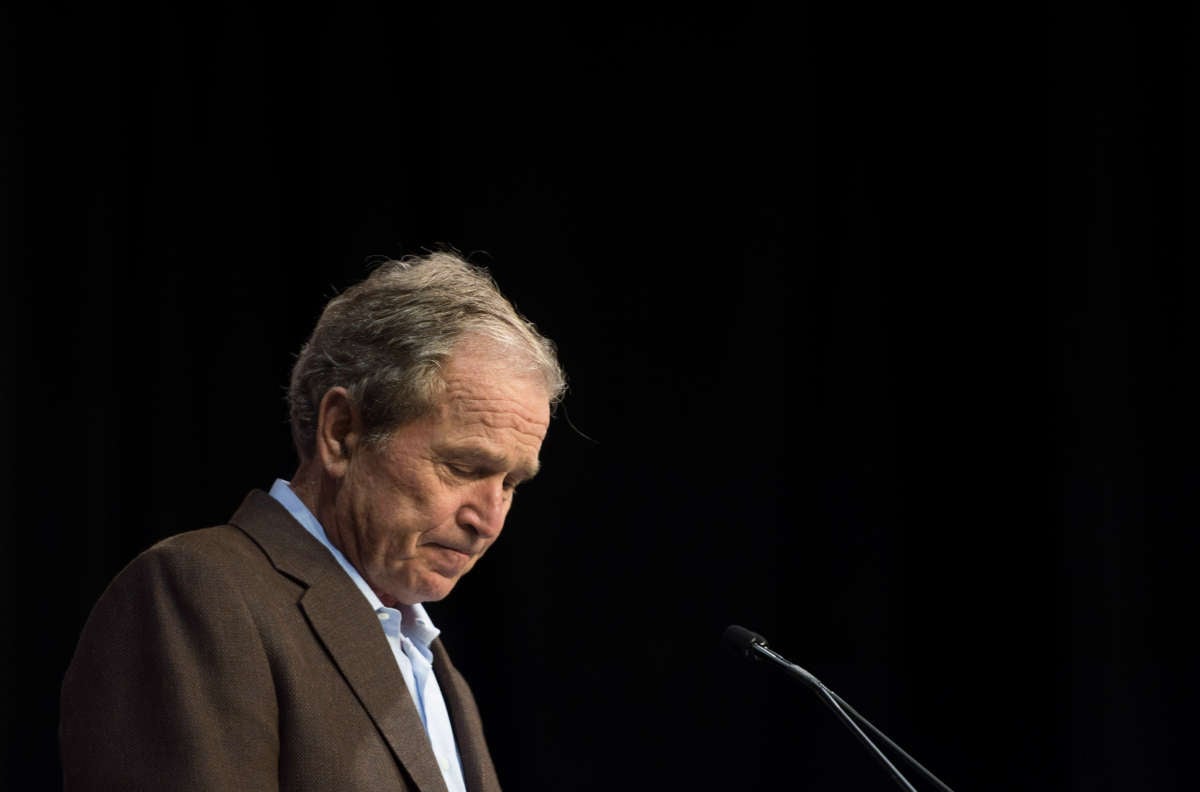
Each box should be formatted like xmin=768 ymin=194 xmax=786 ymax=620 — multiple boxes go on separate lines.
xmin=60 ymin=251 xmax=568 ymax=791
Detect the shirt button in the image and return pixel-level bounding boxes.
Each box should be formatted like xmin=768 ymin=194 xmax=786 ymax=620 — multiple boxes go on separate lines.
xmin=378 ymin=612 xmax=390 ymax=621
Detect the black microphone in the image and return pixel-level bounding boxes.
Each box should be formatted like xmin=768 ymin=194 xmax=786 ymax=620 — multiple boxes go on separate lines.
xmin=723 ymin=624 xmax=767 ymax=658
xmin=722 ymin=625 xmax=956 ymax=792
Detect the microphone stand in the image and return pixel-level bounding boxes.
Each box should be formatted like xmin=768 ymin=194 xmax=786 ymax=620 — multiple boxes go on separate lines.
xmin=730 ymin=627 xmax=956 ymax=792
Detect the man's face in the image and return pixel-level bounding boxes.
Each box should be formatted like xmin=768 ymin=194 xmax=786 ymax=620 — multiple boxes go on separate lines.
xmin=324 ymin=343 xmax=550 ymax=606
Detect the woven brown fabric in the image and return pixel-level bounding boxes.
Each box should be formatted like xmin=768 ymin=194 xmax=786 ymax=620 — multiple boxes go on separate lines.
xmin=61 ymin=490 xmax=502 ymax=792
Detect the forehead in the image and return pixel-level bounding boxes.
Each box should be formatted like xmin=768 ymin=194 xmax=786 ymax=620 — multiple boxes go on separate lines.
xmin=431 ymin=344 xmax=552 ymax=456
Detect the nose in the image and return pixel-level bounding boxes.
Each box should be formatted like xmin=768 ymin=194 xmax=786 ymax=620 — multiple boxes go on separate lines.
xmin=458 ymin=477 xmax=509 ymax=540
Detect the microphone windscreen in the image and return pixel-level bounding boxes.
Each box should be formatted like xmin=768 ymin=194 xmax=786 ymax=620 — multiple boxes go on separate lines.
xmin=723 ymin=624 xmax=767 ymax=657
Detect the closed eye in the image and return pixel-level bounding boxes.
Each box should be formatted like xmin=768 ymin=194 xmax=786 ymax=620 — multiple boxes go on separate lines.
xmin=446 ymin=463 xmax=519 ymax=489
xmin=446 ymin=463 xmax=490 ymax=481
xmin=438 ymin=447 xmax=539 ymax=491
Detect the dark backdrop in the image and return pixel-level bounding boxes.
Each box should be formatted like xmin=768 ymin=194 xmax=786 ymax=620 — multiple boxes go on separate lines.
xmin=4 ymin=4 xmax=1197 ymax=791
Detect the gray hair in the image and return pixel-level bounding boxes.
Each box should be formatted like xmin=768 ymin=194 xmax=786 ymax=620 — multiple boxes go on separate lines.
xmin=287 ymin=250 xmax=567 ymax=459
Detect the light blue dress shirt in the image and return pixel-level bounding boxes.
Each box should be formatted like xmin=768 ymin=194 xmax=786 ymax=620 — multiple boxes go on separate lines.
xmin=269 ymin=478 xmax=468 ymax=792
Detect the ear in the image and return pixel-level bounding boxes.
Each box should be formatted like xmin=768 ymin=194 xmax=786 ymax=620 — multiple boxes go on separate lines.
xmin=314 ymin=386 xmax=361 ymax=478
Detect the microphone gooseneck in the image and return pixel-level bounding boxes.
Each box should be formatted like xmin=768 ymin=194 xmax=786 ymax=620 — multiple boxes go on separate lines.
xmin=723 ymin=625 xmax=957 ymax=792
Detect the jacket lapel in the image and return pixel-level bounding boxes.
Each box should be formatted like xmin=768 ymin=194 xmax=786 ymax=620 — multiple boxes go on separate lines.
xmin=433 ymin=640 xmax=502 ymax=792
xmin=301 ymin=582 xmax=450 ymax=792
xmin=232 ymin=490 xmax=449 ymax=792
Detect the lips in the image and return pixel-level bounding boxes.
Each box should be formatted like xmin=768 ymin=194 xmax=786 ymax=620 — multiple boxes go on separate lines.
xmin=426 ymin=543 xmax=474 ymax=576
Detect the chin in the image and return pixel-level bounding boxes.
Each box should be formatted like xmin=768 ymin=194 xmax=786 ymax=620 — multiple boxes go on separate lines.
xmin=419 ymin=584 xmax=458 ymax=603
xmin=395 ymin=578 xmax=459 ymax=605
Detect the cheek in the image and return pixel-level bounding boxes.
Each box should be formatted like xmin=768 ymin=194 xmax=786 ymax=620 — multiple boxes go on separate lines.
xmin=343 ymin=478 xmax=403 ymax=551
xmin=347 ymin=463 xmax=463 ymax=551
xmin=368 ymin=489 xmax=445 ymax=554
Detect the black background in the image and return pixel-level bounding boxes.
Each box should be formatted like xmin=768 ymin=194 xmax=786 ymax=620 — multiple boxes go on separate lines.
xmin=4 ymin=4 xmax=1198 ymax=790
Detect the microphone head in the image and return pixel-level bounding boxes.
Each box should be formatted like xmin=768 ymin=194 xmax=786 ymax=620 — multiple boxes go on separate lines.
xmin=723 ymin=624 xmax=768 ymax=659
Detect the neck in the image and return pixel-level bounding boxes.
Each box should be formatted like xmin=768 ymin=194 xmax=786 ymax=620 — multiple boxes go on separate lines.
xmin=287 ymin=459 xmax=327 ymax=526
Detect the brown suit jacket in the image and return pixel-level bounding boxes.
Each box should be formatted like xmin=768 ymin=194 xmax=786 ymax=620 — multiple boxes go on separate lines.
xmin=60 ymin=490 xmax=503 ymax=792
